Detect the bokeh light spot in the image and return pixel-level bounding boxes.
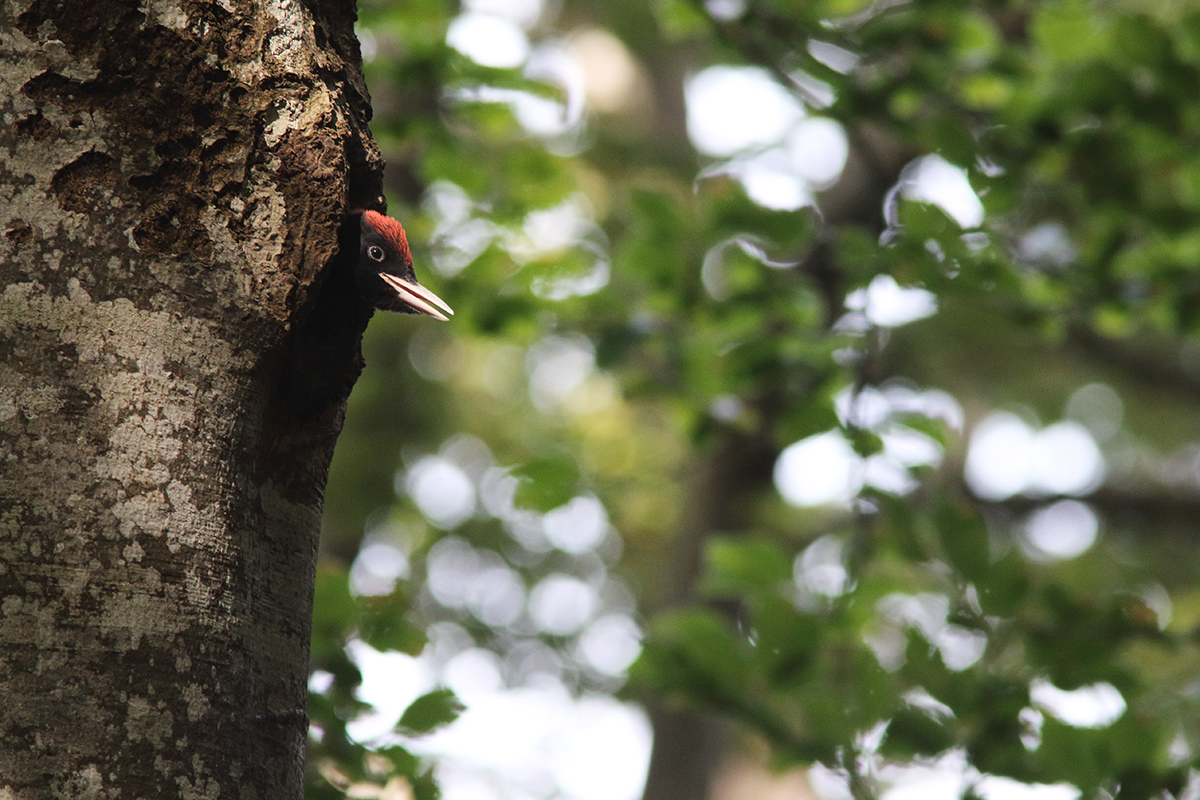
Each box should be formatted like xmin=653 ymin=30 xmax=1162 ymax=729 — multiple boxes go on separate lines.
xmin=404 ymin=456 xmax=476 ymax=529
xmin=904 ymin=155 xmax=985 ymax=228
xmin=795 ymin=535 xmax=849 ymax=597
xmin=578 ymin=614 xmax=642 ymax=676
xmin=544 ymin=494 xmax=609 ymax=554
xmin=685 ymin=66 xmax=804 ymax=156
xmin=1030 ymin=679 xmax=1126 ymax=728
xmin=1032 ymin=421 xmax=1105 ymax=496
xmin=350 ymin=542 xmax=409 ymax=597
xmin=965 ymin=412 xmax=1035 ymax=500
xmin=1065 ymin=383 xmax=1124 ymax=442
xmin=774 ymin=431 xmax=862 ymax=507
xmin=787 ymin=117 xmax=848 ymax=186
xmin=447 ymin=12 xmax=530 ymax=68
xmin=467 ymin=564 xmax=526 ymax=627
xmin=1022 ymin=500 xmax=1098 ymax=561
xmin=845 ymin=275 xmax=937 ymax=328
xmin=529 ymin=574 xmax=597 ymax=635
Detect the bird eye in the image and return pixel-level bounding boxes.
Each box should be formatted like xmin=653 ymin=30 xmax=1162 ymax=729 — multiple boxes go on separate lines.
xmin=367 ymin=245 xmax=385 ymax=262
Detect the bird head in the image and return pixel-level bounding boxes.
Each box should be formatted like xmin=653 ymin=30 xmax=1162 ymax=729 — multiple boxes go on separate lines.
xmin=357 ymin=210 xmax=453 ymax=321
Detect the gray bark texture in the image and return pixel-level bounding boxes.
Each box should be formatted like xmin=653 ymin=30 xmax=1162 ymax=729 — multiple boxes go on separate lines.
xmin=0 ymin=0 xmax=382 ymax=796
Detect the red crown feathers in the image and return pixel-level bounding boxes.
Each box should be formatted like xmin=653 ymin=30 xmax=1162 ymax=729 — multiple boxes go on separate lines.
xmin=362 ymin=210 xmax=412 ymax=264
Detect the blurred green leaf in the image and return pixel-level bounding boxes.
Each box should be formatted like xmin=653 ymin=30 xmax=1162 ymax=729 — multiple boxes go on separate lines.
xmin=633 ymin=609 xmax=755 ymax=705
xmin=935 ymin=500 xmax=990 ymax=585
xmin=703 ymin=538 xmax=793 ymax=598
xmin=651 ymin=0 xmax=708 ymax=39
xmin=359 ymin=590 xmax=427 ymax=656
xmin=881 ymin=707 xmax=954 ymax=758
xmin=751 ymin=595 xmax=823 ymax=686
xmin=1032 ymin=0 xmax=1109 ymax=64
xmin=397 ymin=689 xmax=466 ymax=736
xmin=512 ymin=455 xmax=582 ymax=512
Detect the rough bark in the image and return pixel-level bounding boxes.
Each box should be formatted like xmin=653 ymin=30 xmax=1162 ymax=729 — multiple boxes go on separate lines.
xmin=0 ymin=0 xmax=381 ymax=796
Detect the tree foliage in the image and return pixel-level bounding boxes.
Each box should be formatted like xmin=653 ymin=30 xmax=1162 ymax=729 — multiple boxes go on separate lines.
xmin=309 ymin=1 xmax=1200 ymax=798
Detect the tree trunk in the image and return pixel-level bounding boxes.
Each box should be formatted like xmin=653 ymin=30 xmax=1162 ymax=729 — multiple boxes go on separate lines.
xmin=0 ymin=1 xmax=380 ymax=796
xmin=637 ymin=112 xmax=911 ymax=800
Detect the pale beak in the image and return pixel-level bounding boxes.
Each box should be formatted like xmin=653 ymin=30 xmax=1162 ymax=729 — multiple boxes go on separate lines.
xmin=379 ymin=273 xmax=455 ymax=322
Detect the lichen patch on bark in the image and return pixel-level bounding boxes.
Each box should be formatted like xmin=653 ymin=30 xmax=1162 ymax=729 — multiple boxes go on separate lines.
xmin=0 ymin=0 xmax=383 ymax=795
